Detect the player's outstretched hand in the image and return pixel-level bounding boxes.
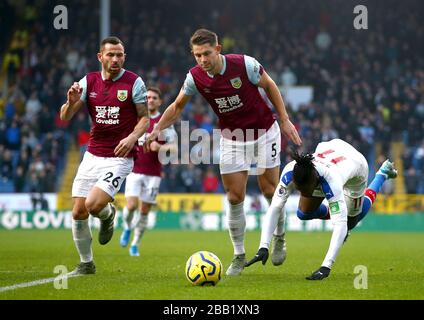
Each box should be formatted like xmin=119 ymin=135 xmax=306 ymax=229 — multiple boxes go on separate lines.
xmin=67 ymin=82 xmax=82 ymax=106
xmin=306 ymin=266 xmax=331 ymax=280
xmin=114 ymin=135 xmax=137 ymax=157
xmin=144 ymin=128 xmax=160 ymax=152
xmin=245 ymin=248 xmax=269 ymax=267
xmin=280 ymin=119 xmax=302 ymax=146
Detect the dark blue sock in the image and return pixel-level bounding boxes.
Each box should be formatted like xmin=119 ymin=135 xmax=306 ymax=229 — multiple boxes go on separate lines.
xmin=297 ymin=204 xmax=329 ymax=220
xmin=358 ymin=196 xmax=372 ymax=221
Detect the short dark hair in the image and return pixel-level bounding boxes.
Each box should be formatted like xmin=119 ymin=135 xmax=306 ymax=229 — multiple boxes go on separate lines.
xmin=190 ymin=29 xmax=218 ymax=48
xmin=100 ymin=36 xmax=124 ymax=52
xmin=291 ymin=149 xmax=316 ymax=187
xmin=147 ymin=86 xmax=162 ymax=99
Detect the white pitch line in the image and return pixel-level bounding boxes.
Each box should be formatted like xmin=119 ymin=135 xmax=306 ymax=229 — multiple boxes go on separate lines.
xmin=0 ymin=274 xmax=81 ymax=293
xmin=0 ymin=271 xmax=41 ymax=273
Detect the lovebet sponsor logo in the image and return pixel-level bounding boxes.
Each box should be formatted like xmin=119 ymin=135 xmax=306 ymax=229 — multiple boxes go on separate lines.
xmin=0 ymin=211 xmax=73 ymax=230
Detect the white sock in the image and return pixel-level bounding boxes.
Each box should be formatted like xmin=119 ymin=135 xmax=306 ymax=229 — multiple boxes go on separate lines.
xmin=260 ymin=198 xmax=285 ymax=249
xmin=131 ymin=214 xmax=148 ymax=246
xmin=97 ymin=203 xmax=111 ymax=220
xmin=274 ymin=210 xmax=286 ymax=237
xmin=122 ymin=206 xmax=135 ymax=230
xmin=266 ymin=196 xmax=285 ymax=236
xmin=72 ymin=219 xmax=93 ymax=263
xmin=228 ymin=201 xmax=246 ymax=255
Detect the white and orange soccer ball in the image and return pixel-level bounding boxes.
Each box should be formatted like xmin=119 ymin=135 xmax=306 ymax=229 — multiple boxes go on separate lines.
xmin=185 ymin=251 xmax=222 ymax=286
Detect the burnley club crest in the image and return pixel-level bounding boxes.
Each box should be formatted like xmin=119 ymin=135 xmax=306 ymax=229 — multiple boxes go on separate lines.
xmin=230 ymin=77 xmax=242 ymax=89
xmin=117 ymin=90 xmax=128 ymax=102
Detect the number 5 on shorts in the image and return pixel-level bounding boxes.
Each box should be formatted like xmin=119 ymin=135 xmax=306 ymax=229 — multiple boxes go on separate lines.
xmin=271 ymin=142 xmax=277 ymax=158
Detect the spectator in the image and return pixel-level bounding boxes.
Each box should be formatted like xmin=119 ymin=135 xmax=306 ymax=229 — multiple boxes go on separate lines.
xmin=13 ymin=166 xmax=26 ymax=192
xmin=0 ymin=0 xmax=423 ymax=194
xmin=405 ymin=167 xmax=420 ymax=194
xmin=38 ymin=105 xmax=55 ymax=134
xmin=180 ymin=163 xmax=202 ymax=193
xmin=1 ymin=150 xmax=14 ymax=182
xmin=24 ymin=91 xmax=42 ymax=121
xmin=280 ymin=66 xmax=297 ymax=87
xmin=202 ymin=166 xmax=219 ymax=193
xmin=5 ymin=120 xmax=20 ymax=150
xmin=315 ymin=28 xmax=332 ymax=50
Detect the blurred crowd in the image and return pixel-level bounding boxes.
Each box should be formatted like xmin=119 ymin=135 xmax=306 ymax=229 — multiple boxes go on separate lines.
xmin=0 ymin=0 xmax=423 ymax=194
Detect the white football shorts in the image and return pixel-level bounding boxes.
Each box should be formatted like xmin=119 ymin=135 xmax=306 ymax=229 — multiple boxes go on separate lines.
xmin=219 ymin=121 xmax=281 ymax=175
xmin=343 ymin=157 xmax=369 ymax=217
xmin=72 ymin=151 xmax=134 ymax=199
xmin=124 ymin=172 xmax=161 ymax=204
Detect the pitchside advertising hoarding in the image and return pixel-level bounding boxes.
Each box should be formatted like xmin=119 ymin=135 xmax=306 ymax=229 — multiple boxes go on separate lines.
xmin=0 ymin=193 xmax=57 ymax=212
xmin=0 ymin=193 xmax=423 ymax=231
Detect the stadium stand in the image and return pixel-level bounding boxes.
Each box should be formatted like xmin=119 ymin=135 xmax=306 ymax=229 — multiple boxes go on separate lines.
xmin=0 ymin=0 xmax=423 ymax=194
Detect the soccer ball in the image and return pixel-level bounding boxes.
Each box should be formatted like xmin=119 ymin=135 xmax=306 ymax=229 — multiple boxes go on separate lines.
xmin=185 ymin=251 xmax=222 ymax=286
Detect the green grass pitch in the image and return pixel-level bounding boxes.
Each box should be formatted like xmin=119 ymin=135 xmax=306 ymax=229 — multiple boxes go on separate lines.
xmin=0 ymin=230 xmax=423 ymax=300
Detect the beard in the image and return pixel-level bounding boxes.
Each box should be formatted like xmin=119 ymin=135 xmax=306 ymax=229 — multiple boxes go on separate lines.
xmin=107 ymin=62 xmax=122 ymax=74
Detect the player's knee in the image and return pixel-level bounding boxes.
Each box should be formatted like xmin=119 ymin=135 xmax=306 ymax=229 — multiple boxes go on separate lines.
xmin=85 ymin=198 xmax=103 ymax=215
xmin=227 ymin=192 xmax=245 ymax=205
xmin=141 ymin=203 xmax=152 ymax=215
xmin=126 ymin=203 xmax=138 ymax=212
xmin=261 ymin=189 xmax=275 ymax=200
xmin=72 ymin=206 xmax=89 ymax=220
xmin=258 ymin=181 xmax=277 ymax=198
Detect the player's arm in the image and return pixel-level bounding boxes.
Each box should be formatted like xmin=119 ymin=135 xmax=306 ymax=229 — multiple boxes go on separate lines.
xmin=154 ymin=140 xmax=177 ymax=153
xmin=114 ymin=102 xmax=149 ymax=157
xmin=307 ymin=182 xmax=348 ymax=280
xmin=245 ymin=162 xmax=295 ymax=267
xmin=258 ymin=162 xmax=295 ymax=251
xmin=257 ymin=71 xmax=302 ymax=146
xmin=132 ymin=103 xmax=150 ymax=139
xmin=60 ymin=82 xmax=85 ymax=121
xmin=158 ymin=91 xmax=191 ymax=131
xmin=149 ymin=140 xmax=162 ymax=152
xmin=152 ymin=125 xmax=178 ymax=153
xmin=145 ymin=90 xmax=191 ymax=152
